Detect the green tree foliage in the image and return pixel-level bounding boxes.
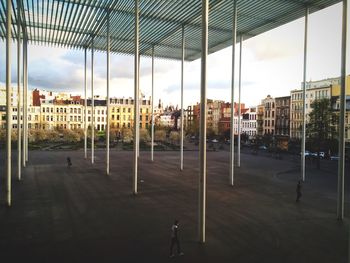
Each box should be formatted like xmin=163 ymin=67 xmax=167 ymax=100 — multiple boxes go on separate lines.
xmin=139 ymin=129 xmax=151 ymax=142
xmin=186 ymin=121 xmax=199 ymax=137
xmin=307 ymin=98 xmax=337 ymax=142
xmin=62 ymin=129 xmax=81 ymax=142
xmin=307 ymin=98 xmax=337 ymax=167
xmin=169 ymin=131 xmax=180 ymax=144
xmin=31 ymin=129 xmax=48 ymax=142
xmin=46 ymin=130 xmax=61 ymax=142
xmin=121 ymin=128 xmax=133 ymax=142
xmin=155 ymin=130 xmax=166 ymax=142
xmin=109 ymin=128 xmax=119 ymax=142
xmin=0 ymin=129 xmax=18 ymax=142
xmin=87 ymin=126 xmax=98 ymax=140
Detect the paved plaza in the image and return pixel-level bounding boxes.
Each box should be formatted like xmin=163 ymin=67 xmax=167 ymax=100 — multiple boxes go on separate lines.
xmin=0 ymin=149 xmax=349 ymax=262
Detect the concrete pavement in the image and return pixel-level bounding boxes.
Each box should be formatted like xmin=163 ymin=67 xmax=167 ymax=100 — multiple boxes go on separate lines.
xmin=0 ymin=149 xmax=348 ymax=262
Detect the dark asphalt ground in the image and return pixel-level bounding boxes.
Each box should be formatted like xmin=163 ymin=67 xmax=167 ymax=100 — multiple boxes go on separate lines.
xmin=0 ymin=148 xmax=349 ymax=263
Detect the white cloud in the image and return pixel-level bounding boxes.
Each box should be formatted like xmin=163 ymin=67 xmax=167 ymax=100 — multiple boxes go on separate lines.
xmin=0 ymin=3 xmax=348 ymax=109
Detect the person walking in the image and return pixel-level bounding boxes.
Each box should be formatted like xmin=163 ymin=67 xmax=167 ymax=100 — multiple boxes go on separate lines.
xmin=67 ymin=157 xmax=72 ymax=168
xmin=170 ymin=220 xmax=184 ymax=258
xmin=296 ymin=180 xmax=302 ymax=202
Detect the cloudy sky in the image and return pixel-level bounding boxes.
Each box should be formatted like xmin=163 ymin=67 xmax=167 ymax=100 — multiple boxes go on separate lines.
xmin=0 ymin=2 xmax=349 ymax=108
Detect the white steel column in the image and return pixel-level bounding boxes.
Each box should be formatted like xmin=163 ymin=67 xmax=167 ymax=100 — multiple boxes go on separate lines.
xmin=199 ymin=0 xmax=208 ymax=244
xmin=91 ymin=37 xmax=95 ymax=164
xmin=24 ymin=36 xmax=28 ymax=163
xmin=17 ymin=2 xmax=22 ymax=181
xmin=301 ymin=7 xmax=309 ymax=182
xmin=151 ymin=46 xmax=155 ymax=162
xmin=133 ymin=0 xmax=140 ymax=195
xmin=237 ymin=34 xmax=243 ymax=168
xmin=6 ymin=0 xmax=12 ymax=206
xmin=106 ymin=10 xmax=111 ymax=175
xmin=84 ymin=48 xmax=87 ymax=159
xmin=137 ymin=54 xmax=140 ymax=158
xmin=230 ymin=0 xmax=237 ymax=186
xmin=180 ymin=25 xmax=185 ymax=171
xmin=22 ymin=35 xmax=27 ymax=167
xmin=337 ymin=0 xmax=347 ymax=220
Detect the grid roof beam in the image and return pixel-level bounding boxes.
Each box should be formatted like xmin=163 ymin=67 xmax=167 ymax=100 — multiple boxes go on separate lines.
xmin=0 ymin=0 xmax=342 ymax=61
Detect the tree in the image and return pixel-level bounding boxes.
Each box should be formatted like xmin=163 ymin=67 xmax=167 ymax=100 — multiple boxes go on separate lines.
xmin=0 ymin=129 xmax=17 ymax=142
xmin=206 ymin=127 xmax=216 ymax=139
xmin=169 ymin=131 xmax=180 ymax=144
xmin=87 ymin=126 xmax=98 ymax=141
xmin=140 ymin=129 xmax=150 ymax=142
xmin=62 ymin=129 xmax=81 ymax=143
xmin=186 ymin=121 xmax=199 ymax=137
xmin=46 ymin=130 xmax=60 ymax=142
xmin=32 ymin=129 xmax=49 ymax=142
xmin=109 ymin=128 xmax=119 ymax=142
xmin=121 ymin=128 xmax=133 ymax=142
xmin=74 ymin=128 xmax=84 ymax=141
xmin=155 ymin=130 xmax=166 ymax=142
xmin=307 ymin=98 xmax=337 ymax=168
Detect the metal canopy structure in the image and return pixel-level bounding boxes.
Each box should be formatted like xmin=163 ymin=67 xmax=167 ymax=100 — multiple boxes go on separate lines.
xmin=0 ymin=0 xmax=342 ymax=61
xmin=2 ymin=0 xmax=348 ymax=244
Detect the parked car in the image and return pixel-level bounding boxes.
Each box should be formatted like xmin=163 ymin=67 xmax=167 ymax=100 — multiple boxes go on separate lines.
xmin=330 ymin=155 xmax=339 ymax=161
xmin=301 ymin=150 xmax=312 ymax=157
xmin=211 ymin=139 xmax=218 ymax=143
xmin=259 ymin=145 xmax=268 ymax=150
xmin=318 ymin=152 xmax=326 ymax=159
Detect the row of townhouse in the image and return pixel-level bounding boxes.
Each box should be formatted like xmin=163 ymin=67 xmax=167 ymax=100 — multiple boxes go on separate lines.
xmin=186 ymin=100 xmax=257 ymax=138
xmin=257 ymin=75 xmax=350 ymax=142
xmin=257 ymin=95 xmax=291 ymax=137
xmin=0 ymin=89 xmax=152 ymax=131
xmin=217 ymin=103 xmax=257 ymax=138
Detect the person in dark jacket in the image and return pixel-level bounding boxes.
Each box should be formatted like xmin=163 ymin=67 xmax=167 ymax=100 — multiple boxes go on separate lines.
xmin=170 ymin=220 xmax=184 ymax=257
xmin=67 ymin=157 xmax=72 ymax=167
xmin=296 ymin=180 xmax=302 ymax=202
